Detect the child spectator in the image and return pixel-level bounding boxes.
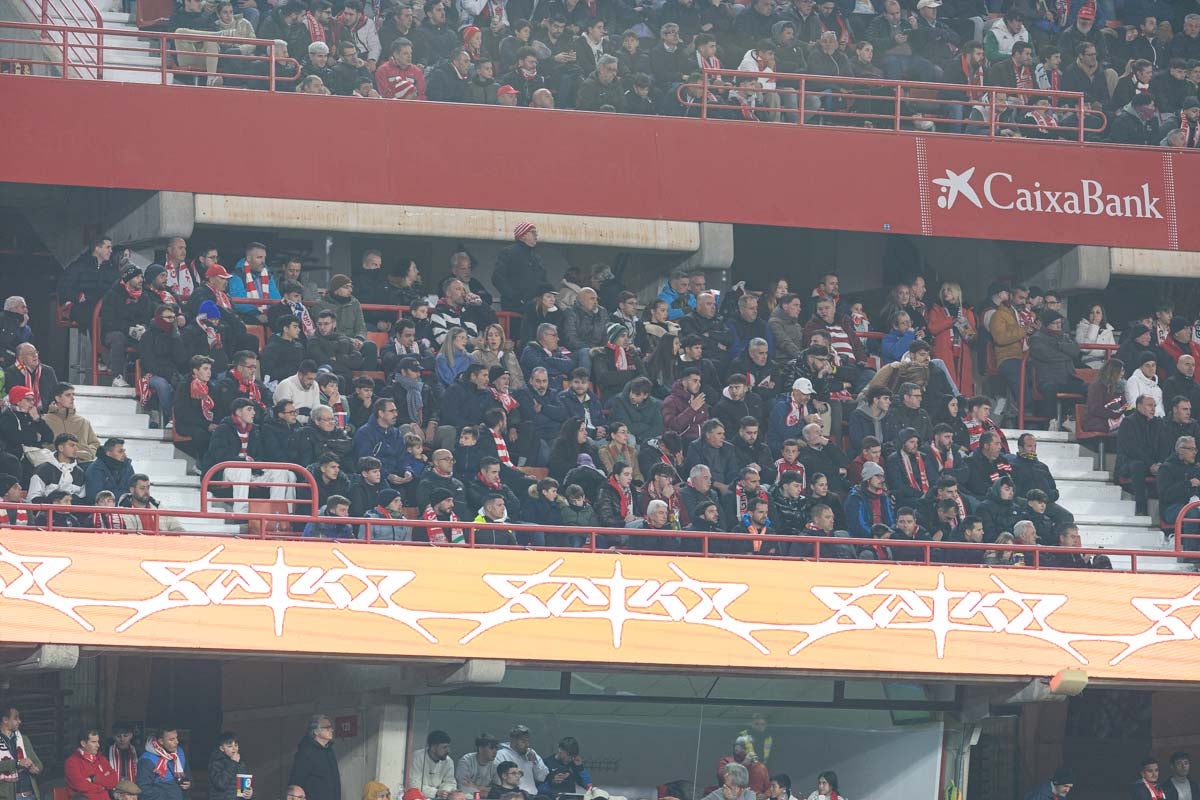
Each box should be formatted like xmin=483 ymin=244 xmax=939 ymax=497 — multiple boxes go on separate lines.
xmin=558 ymin=484 xmax=595 ymax=547
xmin=453 ymin=426 xmax=482 ymax=483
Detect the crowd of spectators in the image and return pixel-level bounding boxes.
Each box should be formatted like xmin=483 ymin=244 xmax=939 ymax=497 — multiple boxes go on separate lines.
xmin=154 ymin=0 xmax=1200 ymax=145
xmin=24 ymin=225 xmax=1174 ymax=568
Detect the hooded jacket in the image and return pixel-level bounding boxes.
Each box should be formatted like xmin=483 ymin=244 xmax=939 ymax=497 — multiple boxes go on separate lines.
xmin=768 ymin=306 xmax=806 ymax=360
xmin=885 ymin=429 xmax=937 ymax=505
xmin=977 ymin=476 xmax=1022 ymax=542
xmin=844 ymin=479 xmax=896 ymax=538
xmin=1029 ymin=328 xmax=1082 ymax=386
xmin=1126 ymin=360 xmax=1165 ymax=417
xmin=962 ymin=448 xmax=1014 ymax=499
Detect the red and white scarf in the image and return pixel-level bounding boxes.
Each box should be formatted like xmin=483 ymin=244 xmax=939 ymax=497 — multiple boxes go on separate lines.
xmin=608 ymin=475 xmax=631 ymax=519
xmin=1029 ymin=108 xmax=1059 ymax=133
xmin=242 ymin=264 xmax=272 ymax=311
xmin=304 ymin=11 xmax=326 ymax=43
xmin=607 ymin=343 xmax=629 ymax=371
xmin=165 ymin=259 xmax=195 ymax=300
xmin=1142 ymin=781 xmax=1165 ymax=800
xmin=0 ymin=730 xmax=26 ymax=781
xmin=423 ymin=505 xmax=463 ymax=543
xmin=961 ymin=54 xmax=983 ymax=100
xmin=477 ymin=470 xmax=504 ymax=493
xmin=285 ymin=299 xmax=315 ymax=337
xmin=697 ymin=51 xmax=720 ymax=72
xmin=94 ymin=511 xmax=127 ymax=534
xmin=1013 ymin=59 xmax=1032 ymax=91
xmin=1180 ymin=114 xmax=1200 ymax=148
xmin=10 ymin=507 xmax=27 ymax=527
xmin=928 ymin=443 xmax=956 ymax=472
xmin=733 ymin=483 xmax=768 ymax=520
xmin=231 ymin=416 xmax=253 ymax=460
xmin=231 ymin=370 xmax=262 ymax=406
xmin=785 ymin=394 xmax=810 ymax=427
xmin=899 ymin=450 xmax=930 ymax=493
xmin=106 ymin=743 xmax=135 ymax=780
xmin=489 ymin=387 xmax=518 ymax=412
xmin=491 ymin=429 xmax=514 ymax=467
xmin=820 ymin=13 xmax=851 ymax=46
xmin=14 ymin=362 xmax=42 ymax=408
xmin=645 ymin=484 xmax=679 ymax=527
xmin=190 ymin=378 xmax=215 ymax=423
xmin=147 ymin=738 xmax=184 ymax=779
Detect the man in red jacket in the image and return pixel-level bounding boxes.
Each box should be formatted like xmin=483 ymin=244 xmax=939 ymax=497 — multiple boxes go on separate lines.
xmin=65 ymin=728 xmax=118 ymax=800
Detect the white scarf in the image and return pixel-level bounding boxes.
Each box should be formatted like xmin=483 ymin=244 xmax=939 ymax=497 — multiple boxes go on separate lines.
xmin=0 ymin=731 xmax=27 ymax=782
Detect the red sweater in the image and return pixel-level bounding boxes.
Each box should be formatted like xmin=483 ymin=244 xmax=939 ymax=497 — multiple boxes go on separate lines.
xmin=65 ymin=751 xmax=118 ymax=800
xmin=374 ymin=60 xmax=426 ymax=99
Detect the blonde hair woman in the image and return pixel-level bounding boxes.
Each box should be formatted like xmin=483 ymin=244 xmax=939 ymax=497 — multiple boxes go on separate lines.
xmin=470 ymin=323 xmax=525 ymax=390
xmin=925 ymin=281 xmax=977 ymax=397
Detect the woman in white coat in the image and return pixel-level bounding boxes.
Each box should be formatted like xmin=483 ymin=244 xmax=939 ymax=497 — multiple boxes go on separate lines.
xmin=1075 ymin=303 xmax=1117 ymax=370
xmin=1124 ymin=350 xmax=1165 ymax=417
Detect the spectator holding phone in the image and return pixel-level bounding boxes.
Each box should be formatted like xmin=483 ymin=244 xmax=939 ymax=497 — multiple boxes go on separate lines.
xmin=538 ymin=738 xmax=591 ymax=796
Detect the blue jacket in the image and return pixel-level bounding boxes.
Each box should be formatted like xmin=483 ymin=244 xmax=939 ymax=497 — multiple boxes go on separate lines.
xmin=844 ymin=483 xmax=896 ymax=538
xmin=657 ymin=281 xmax=695 ymax=320
xmin=434 ymin=348 xmax=471 ymax=388
xmin=227 ymin=259 xmax=281 ymax=321
xmin=519 ymin=342 xmax=574 ymax=384
xmin=539 ymin=755 xmax=593 ymax=795
xmin=767 ymin=393 xmax=821 ymax=455
xmin=136 ymin=747 xmax=190 ymax=800
xmin=882 ymin=327 xmax=916 ymax=363
xmin=84 ymin=453 xmax=136 ymax=504
xmin=303 ymin=506 xmax=355 ymax=538
xmin=352 ymin=419 xmax=405 ymax=480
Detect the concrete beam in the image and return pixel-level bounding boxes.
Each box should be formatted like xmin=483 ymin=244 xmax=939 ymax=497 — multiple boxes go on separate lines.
xmin=1111 ymin=247 xmax=1200 ymax=279
xmin=194 ymin=194 xmax=702 ymax=252
xmin=107 ymin=191 xmax=195 ymax=246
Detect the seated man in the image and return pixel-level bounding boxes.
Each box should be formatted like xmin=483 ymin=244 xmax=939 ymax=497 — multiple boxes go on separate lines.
xmin=845 ymin=461 xmax=895 ymax=539
xmin=274 ymin=360 xmax=322 ymax=423
xmin=261 ymin=314 xmax=307 ymax=387
xmin=881 ymin=382 xmax=934 ymax=452
xmin=798 ymin=422 xmax=850 ymax=495
xmin=5 ymin=343 xmax=59 ymax=413
xmin=1118 ymin=393 xmax=1164 ymax=516
xmin=961 ymin=431 xmax=1013 ymax=502
xmin=562 ymin=288 xmax=609 ymax=373
xmin=686 ymin=420 xmax=739 ymax=494
xmin=1157 ymin=435 xmax=1200 ymax=549
xmin=98 ymin=267 xmax=152 ymax=388
xmin=885 ymin=427 xmax=936 ymax=506
xmin=1042 ymin=523 xmax=1113 ymax=569
xmin=227 ymin=242 xmax=280 ymax=325
xmin=802 ymin=296 xmax=874 ymax=395
xmin=963 ymin=395 xmax=1008 ymax=453
xmin=307 ymin=310 xmax=364 ymax=387
xmin=976 ymin=475 xmax=1021 ymax=543
xmin=432 ymin=278 xmax=495 ymax=348
xmin=519 ymin=324 xmax=574 ymax=386
xmin=213 ymin=350 xmax=273 ymax=422
xmin=1011 ymin=432 xmax=1074 ymax=526
xmin=847 ymin=435 xmax=882 ymax=486
xmin=720 ymin=466 xmax=770 ymax=530
xmin=201 ymin=398 xmax=292 ymax=515
xmin=28 ymin=433 xmax=86 ymax=502
xmin=44 ymin=382 xmax=101 ymax=462
xmin=679 ymin=291 xmax=733 ymax=365
xmin=941 ymin=514 xmax=986 ymax=565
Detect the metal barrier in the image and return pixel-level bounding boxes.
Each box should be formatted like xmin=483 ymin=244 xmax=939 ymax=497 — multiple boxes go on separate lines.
xmin=0 ymin=20 xmax=299 ymax=88
xmin=25 ymin=0 xmax=103 ymax=79
xmin=1173 ymin=498 xmax=1200 ymax=557
xmin=679 ymin=66 xmax=1106 ymax=143
xmin=0 ymin=499 xmax=1165 ymax=571
xmin=199 ymin=461 xmax=319 ymax=515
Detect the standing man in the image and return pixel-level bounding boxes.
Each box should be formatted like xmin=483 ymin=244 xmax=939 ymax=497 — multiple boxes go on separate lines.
xmin=1164 ymin=752 xmax=1198 ymax=800
xmin=495 ymin=726 xmax=548 ymax=798
xmin=408 ymin=731 xmax=455 ymax=799
xmin=65 ymin=728 xmax=118 ymax=800
xmin=288 ymin=716 xmax=340 ymax=800
xmin=0 ymin=705 xmax=42 ymax=800
xmin=136 ymin=727 xmax=190 ymax=800
xmin=492 ymin=223 xmax=547 ymax=313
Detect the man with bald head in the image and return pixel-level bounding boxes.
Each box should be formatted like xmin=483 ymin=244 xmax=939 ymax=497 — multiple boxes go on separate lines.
xmin=162 ymin=237 xmax=201 ymax=302
xmin=1163 ymin=354 xmax=1200 ymax=411
xmin=5 ymin=343 xmax=59 ymax=412
xmin=563 ymin=288 xmax=609 ymax=373
xmin=415 ymin=448 xmax=468 ymax=519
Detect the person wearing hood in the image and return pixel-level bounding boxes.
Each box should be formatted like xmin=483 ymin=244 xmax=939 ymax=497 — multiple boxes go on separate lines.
xmin=591 ymin=323 xmax=644 ymax=397
xmin=1029 ymin=309 xmax=1084 ymax=421
xmin=975 ymin=475 xmax=1022 ymax=542
xmin=288 ymin=716 xmax=340 ymax=800
xmin=849 ymin=385 xmax=890 ymax=453
xmin=604 ymin=376 xmax=662 ymax=445
xmin=844 ymin=461 xmax=895 ymax=539
xmin=885 ymin=427 xmax=936 ymax=505
xmin=1125 ymin=351 xmax=1165 ymax=417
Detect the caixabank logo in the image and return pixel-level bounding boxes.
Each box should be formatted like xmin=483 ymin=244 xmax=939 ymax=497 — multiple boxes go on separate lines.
xmin=932 ymin=166 xmax=1163 ymax=219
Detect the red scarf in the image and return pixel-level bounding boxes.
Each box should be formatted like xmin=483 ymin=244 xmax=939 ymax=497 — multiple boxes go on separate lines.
xmin=199 ymin=318 xmax=222 ymax=350
xmin=608 ymin=475 xmax=630 ymax=519
xmin=734 ymin=483 xmax=767 ymax=519
xmin=137 ymin=373 xmax=153 ymax=407
xmin=1029 ymin=108 xmax=1059 ymax=133
xmin=94 ymin=511 xmax=126 ymax=533
xmin=489 ymin=387 xmax=518 ymax=412
xmin=231 ymin=415 xmax=253 ymax=459
xmin=820 ymin=13 xmax=851 ymax=45
xmin=899 ymin=449 xmax=929 ymax=493
xmin=697 ymin=52 xmax=719 ymax=71
xmin=928 ymin=443 xmax=955 ymax=472
xmin=519 ymin=64 xmax=538 ymax=79
xmin=1012 ymin=59 xmax=1032 ymax=91
xmin=15 ymin=362 xmax=42 ymax=408
xmin=1181 ymin=115 xmax=1200 ymax=147
xmin=165 ymin=259 xmax=195 ymax=299
xmin=151 ymin=286 xmax=178 ymax=308
xmin=607 ymin=343 xmax=629 ymax=371
xmin=147 ymin=738 xmax=183 ymax=779
xmin=785 ymin=394 xmax=808 ymax=427
xmin=423 ymin=504 xmax=463 ymax=543
xmin=232 ymin=369 xmax=262 ymax=406
xmin=478 ymin=470 xmax=503 ymax=492
xmin=122 ymin=281 xmax=143 ymax=302
xmin=491 ymin=429 xmax=514 ymax=467
xmin=1142 ymin=782 xmax=1165 ymax=800
xmin=646 ymin=483 xmax=679 ymax=526
xmin=961 ymin=54 xmax=983 ymax=99
xmin=208 ymin=281 xmax=234 ymax=311
xmin=304 ymin=11 xmax=326 ymax=43
xmin=1055 ymin=0 xmax=1069 ymax=26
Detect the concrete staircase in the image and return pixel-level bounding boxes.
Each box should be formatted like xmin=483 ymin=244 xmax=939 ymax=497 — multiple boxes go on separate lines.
xmin=94 ymin=10 xmax=177 ymax=84
xmin=1001 ymin=427 xmax=1191 ymax=573
xmin=74 ymin=384 xmax=217 ymax=532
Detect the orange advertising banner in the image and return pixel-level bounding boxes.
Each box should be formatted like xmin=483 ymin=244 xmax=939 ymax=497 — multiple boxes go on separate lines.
xmin=3 ymin=530 xmax=1200 ymax=681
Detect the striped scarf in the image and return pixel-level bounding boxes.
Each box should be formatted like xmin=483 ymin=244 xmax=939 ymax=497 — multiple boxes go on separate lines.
xmin=774 ymin=459 xmax=806 ymax=491
xmin=232 ymin=416 xmax=253 ymax=460
xmin=14 ymin=362 xmax=42 ymax=408
xmin=94 ymin=512 xmax=127 ymax=534
xmin=241 ymin=264 xmax=272 ymax=311
xmin=423 ymin=505 xmax=463 ymax=543
xmin=146 ymin=738 xmax=183 ymax=779
xmin=491 ymin=429 xmax=513 ymax=467
xmin=164 ymin=259 xmax=195 ymax=300
xmin=0 ymin=730 xmax=26 ymax=781
xmin=304 ymin=11 xmax=326 ymax=44
xmin=899 ymin=450 xmax=930 ymax=493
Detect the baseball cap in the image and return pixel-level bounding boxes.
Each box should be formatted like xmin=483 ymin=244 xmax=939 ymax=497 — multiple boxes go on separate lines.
xmin=7 ymin=386 xmax=33 ymax=405
xmin=205 ymin=263 xmax=233 ymax=280
xmin=398 ymin=357 xmax=421 ymax=373
xmin=1076 ymin=4 xmax=1094 ymax=19
xmin=498 ymin=84 xmax=519 ymax=97
xmin=792 ymin=378 xmax=815 ymax=394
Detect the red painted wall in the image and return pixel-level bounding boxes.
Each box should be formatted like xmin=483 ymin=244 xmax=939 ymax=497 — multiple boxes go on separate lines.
xmin=3 ymin=75 xmax=1196 ymax=251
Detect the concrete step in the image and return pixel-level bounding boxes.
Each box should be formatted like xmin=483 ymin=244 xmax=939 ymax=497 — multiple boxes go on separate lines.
xmin=74 ymin=385 xmax=136 ymax=398
xmin=1078 ymin=527 xmax=1170 ymax=549
xmin=1057 ymin=480 xmax=1123 ymax=500
xmin=102 ymin=49 xmax=159 ymax=66
xmin=1049 ymin=469 xmax=1109 ymax=482
xmin=1074 ymin=512 xmax=1155 ymax=527
xmin=1057 ymin=499 xmax=1139 ymax=517
xmin=1003 ymin=428 xmax=1071 ymax=442
xmin=1037 ymin=456 xmax=1096 ymax=472
xmin=92 ymin=427 xmax=170 ymax=442
xmin=86 ymin=412 xmax=151 ymax=429
xmin=133 ymin=459 xmax=188 ymax=477
xmin=1025 ymin=441 xmax=1085 ymax=458
xmin=1106 ymin=554 xmax=1194 ymax=572
xmin=100 ymin=10 xmax=135 ymax=23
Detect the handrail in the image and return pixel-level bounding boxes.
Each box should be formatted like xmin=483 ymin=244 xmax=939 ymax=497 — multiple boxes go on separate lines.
xmin=0 ymin=499 xmax=1160 ymax=571
xmin=0 ymin=20 xmax=299 ymax=88
xmin=27 ymin=0 xmax=103 ymax=79
xmin=685 ymin=66 xmax=1105 ymax=143
xmin=1173 ymin=499 xmax=1200 ymax=556
xmin=200 ymin=460 xmax=319 ymax=515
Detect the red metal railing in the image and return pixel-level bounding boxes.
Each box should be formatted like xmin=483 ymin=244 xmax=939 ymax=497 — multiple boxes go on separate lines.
xmin=199 ymin=461 xmax=318 ymax=515
xmin=679 ymin=67 xmax=1106 ymax=143
xmin=1173 ymin=499 xmax=1200 ymax=557
xmin=0 ymin=20 xmax=299 ymax=88
xmin=1016 ymin=342 xmax=1119 ymax=429
xmin=25 ymin=0 xmax=104 ymax=78
xmin=0 ymin=498 xmax=1170 ymax=571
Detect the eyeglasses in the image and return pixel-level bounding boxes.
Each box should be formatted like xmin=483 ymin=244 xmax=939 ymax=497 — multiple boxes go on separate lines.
xmin=281 ymin=410 xmax=298 ymax=416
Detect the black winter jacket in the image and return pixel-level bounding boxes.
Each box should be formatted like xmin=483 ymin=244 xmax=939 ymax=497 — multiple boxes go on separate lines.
xmin=287 ymin=735 xmax=341 ymax=800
